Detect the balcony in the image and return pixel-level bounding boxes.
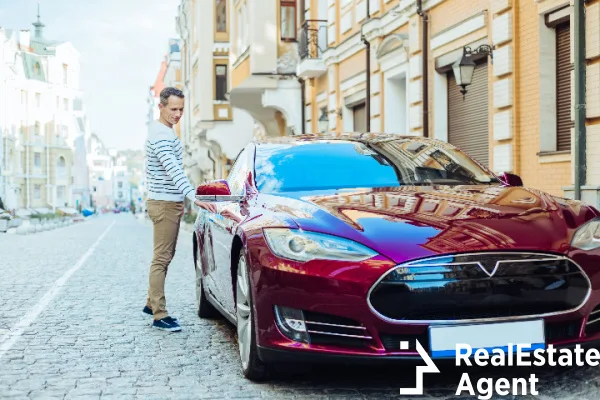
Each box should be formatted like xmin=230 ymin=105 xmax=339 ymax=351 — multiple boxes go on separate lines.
xmin=296 ymin=20 xmax=328 ymax=78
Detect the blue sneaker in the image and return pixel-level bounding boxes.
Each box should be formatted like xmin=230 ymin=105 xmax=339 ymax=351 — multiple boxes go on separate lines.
xmin=152 ymin=316 xmax=181 ymax=332
xmin=143 ymin=306 xmax=177 ymax=321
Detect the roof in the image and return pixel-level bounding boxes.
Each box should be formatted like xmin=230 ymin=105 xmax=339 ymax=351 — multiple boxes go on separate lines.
xmin=254 ymin=132 xmax=443 ymax=146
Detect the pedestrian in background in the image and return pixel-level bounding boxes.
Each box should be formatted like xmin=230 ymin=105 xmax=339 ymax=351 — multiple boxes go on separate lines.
xmin=143 ymin=87 xmax=216 ymax=332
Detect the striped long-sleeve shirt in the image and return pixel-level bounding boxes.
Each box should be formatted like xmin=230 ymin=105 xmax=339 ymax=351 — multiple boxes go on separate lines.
xmin=145 ymin=120 xmax=196 ymax=203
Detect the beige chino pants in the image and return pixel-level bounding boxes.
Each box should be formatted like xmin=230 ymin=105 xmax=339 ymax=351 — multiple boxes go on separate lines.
xmin=146 ymin=199 xmax=184 ymax=321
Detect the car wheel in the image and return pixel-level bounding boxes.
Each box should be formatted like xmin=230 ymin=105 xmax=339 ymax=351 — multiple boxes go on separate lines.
xmin=236 ymin=249 xmax=269 ymax=381
xmin=195 ymin=244 xmax=219 ymax=319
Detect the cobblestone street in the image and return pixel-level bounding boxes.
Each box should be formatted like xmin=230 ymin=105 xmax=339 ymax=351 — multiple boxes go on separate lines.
xmin=0 ymin=214 xmax=599 ymax=399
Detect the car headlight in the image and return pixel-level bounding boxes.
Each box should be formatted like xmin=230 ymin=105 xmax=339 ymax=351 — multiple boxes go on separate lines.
xmin=571 ymin=218 xmax=600 ymax=250
xmin=263 ymin=228 xmax=378 ymax=262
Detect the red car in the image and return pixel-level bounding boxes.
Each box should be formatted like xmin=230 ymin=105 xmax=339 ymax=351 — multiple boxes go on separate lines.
xmin=192 ymin=132 xmax=600 ymax=380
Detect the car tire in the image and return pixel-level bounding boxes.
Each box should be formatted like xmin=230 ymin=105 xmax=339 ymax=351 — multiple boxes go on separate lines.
xmin=235 ymin=249 xmax=269 ymax=381
xmin=195 ymin=242 xmax=220 ymax=319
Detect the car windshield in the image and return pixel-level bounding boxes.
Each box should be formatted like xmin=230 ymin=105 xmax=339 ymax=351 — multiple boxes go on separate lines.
xmin=254 ymin=138 xmax=501 ymax=193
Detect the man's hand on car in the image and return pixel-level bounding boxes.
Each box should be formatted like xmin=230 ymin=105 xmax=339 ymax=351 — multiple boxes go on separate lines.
xmin=194 ymin=200 xmax=217 ymax=213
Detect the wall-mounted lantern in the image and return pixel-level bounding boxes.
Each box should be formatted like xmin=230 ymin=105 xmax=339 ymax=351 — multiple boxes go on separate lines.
xmin=453 ymin=45 xmax=494 ymax=97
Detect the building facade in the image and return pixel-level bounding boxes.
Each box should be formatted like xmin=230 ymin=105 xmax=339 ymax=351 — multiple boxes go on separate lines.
xmin=217 ymin=0 xmax=600 ymax=204
xmin=164 ymin=39 xmax=184 ymax=139
xmin=175 ymin=0 xmax=255 ymax=186
xmin=87 ymin=133 xmax=114 ymax=210
xmin=0 ymin=11 xmax=85 ymax=211
xmin=113 ymin=163 xmax=131 ymax=209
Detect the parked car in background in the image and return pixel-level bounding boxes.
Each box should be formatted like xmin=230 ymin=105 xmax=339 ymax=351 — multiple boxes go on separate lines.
xmin=191 ymin=132 xmax=600 ymax=380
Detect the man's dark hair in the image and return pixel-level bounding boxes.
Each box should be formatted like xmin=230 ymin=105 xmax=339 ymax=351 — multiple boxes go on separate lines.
xmin=160 ymin=87 xmax=184 ymax=106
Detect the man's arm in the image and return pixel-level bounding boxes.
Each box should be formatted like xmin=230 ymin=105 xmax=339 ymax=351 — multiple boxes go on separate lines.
xmin=152 ymin=139 xmax=196 ymax=202
xmin=151 ymin=139 xmax=217 ymax=213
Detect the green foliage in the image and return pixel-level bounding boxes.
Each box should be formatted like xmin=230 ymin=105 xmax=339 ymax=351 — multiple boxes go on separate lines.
xmin=31 ymin=212 xmax=62 ymax=221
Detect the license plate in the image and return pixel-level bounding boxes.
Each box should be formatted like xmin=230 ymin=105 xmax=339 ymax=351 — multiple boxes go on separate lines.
xmin=429 ymin=320 xmax=546 ymax=358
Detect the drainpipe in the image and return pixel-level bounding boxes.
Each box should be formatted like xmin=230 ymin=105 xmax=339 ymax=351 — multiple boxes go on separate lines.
xmin=417 ymin=0 xmax=429 ymax=137
xmin=299 ymin=77 xmax=306 ymax=134
xmin=573 ymin=0 xmax=586 ymax=201
xmin=362 ymin=1 xmax=371 ymax=132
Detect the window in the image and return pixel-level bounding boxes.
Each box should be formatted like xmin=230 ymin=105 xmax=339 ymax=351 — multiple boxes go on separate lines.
xmin=236 ymin=5 xmax=248 ymax=55
xmin=57 ymin=186 xmax=65 ymax=200
xmin=57 ymin=156 xmax=67 ymax=177
xmin=215 ymin=65 xmax=228 ymax=101
xmin=216 ymin=0 xmax=227 ymax=32
xmin=74 ymin=98 xmax=83 ymax=111
xmin=254 ymin=140 xmax=499 ymax=193
xmin=64 ymin=98 xmax=69 ymax=111
xmin=118 ymin=182 xmax=123 ymax=189
xmin=34 ymin=122 xmax=40 ymax=135
xmin=34 ymin=153 xmax=41 ymax=168
xmin=281 ymin=1 xmax=296 ymax=40
xmin=62 ymin=64 xmax=68 ymax=85
xmin=36 ymin=93 xmax=41 ymax=108
xmin=34 ymin=185 xmax=41 ymax=199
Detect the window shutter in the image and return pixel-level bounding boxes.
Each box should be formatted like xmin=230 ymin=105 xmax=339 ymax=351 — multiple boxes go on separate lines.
xmin=556 ymin=21 xmax=573 ymax=152
xmin=447 ymin=63 xmax=490 ymax=167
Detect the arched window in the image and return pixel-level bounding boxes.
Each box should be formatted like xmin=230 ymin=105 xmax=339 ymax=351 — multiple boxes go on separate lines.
xmin=57 ymin=156 xmax=67 ymax=177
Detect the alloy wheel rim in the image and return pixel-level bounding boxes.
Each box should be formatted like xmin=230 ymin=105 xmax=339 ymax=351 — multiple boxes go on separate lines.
xmin=236 ymin=255 xmax=251 ymax=369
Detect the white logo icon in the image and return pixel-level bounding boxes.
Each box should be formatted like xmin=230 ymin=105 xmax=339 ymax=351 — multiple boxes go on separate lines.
xmin=399 ymin=340 xmax=440 ymax=395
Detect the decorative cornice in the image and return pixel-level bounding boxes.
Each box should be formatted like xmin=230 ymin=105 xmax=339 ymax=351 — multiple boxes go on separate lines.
xmin=375 ymin=33 xmax=409 ymax=59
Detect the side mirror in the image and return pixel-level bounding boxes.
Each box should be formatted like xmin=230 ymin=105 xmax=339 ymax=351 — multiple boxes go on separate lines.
xmin=195 ymin=179 xmax=244 ymax=202
xmin=500 ymin=172 xmax=523 ymax=187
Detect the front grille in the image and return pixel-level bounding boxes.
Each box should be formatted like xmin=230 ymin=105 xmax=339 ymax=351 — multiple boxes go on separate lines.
xmin=303 ymin=311 xmax=372 ymax=348
xmin=368 ymin=252 xmax=590 ymax=322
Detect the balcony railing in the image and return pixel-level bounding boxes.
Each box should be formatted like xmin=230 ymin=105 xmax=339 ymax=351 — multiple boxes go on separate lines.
xmin=298 ymin=20 xmax=328 ymax=60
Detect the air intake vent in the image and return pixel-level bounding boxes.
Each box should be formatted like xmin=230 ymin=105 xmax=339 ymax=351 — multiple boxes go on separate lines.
xmin=303 ymin=311 xmax=372 ymax=348
xmin=585 ymin=305 xmax=600 ymax=336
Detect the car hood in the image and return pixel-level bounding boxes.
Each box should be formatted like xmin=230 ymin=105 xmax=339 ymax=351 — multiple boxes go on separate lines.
xmin=256 ymin=185 xmax=599 ymax=264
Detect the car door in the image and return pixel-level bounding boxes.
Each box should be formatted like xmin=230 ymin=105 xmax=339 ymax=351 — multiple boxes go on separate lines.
xmin=206 ymin=147 xmax=249 ymax=315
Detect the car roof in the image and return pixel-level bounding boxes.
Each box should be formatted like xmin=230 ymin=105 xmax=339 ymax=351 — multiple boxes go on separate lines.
xmin=253 ymin=132 xmax=443 ymax=146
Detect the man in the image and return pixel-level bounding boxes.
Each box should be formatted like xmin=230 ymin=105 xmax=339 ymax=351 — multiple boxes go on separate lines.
xmin=144 ymin=87 xmax=216 ymax=332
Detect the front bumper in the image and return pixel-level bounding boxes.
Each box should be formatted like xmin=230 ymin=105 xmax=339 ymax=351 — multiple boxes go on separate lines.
xmin=248 ymin=244 xmax=600 ymax=363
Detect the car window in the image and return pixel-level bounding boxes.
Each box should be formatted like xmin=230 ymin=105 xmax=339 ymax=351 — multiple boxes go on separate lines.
xmin=227 ymin=149 xmax=248 ymax=196
xmin=254 ymin=139 xmax=500 ymax=193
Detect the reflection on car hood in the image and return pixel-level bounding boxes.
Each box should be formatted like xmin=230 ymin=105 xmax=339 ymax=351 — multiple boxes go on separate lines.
xmin=258 ymin=185 xmax=599 ymax=264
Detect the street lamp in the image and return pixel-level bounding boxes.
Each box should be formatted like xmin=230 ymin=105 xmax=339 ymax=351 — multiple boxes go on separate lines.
xmin=453 ymin=44 xmax=493 ymax=97
xmin=318 ymin=108 xmax=328 ymax=133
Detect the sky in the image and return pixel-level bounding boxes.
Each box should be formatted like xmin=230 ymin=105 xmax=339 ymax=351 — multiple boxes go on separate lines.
xmin=0 ymin=0 xmax=180 ymax=150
